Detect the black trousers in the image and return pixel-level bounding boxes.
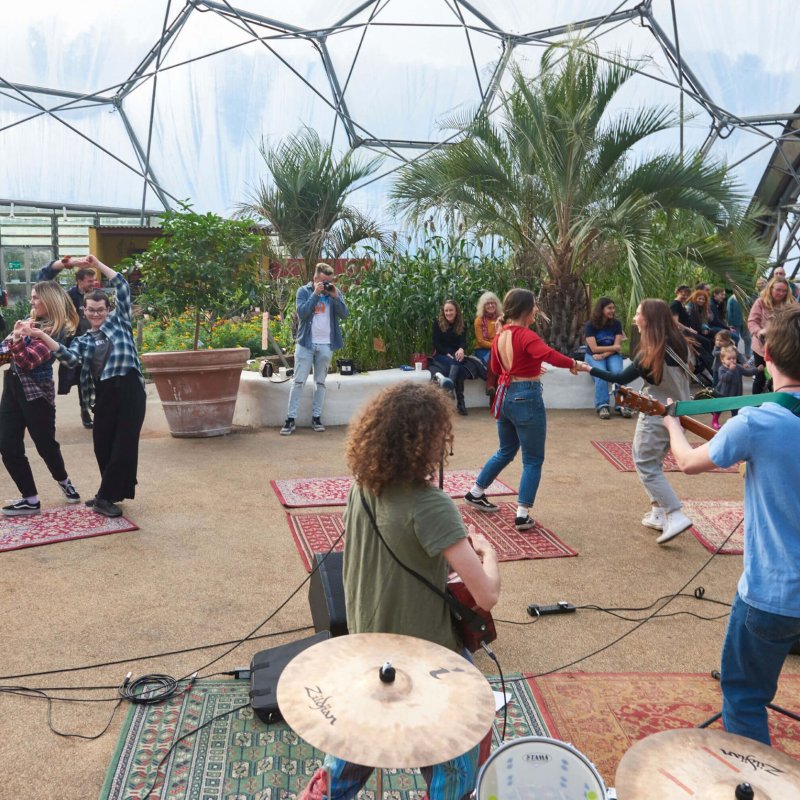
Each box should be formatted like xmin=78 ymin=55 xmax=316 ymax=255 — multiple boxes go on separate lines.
xmin=0 ymin=372 xmax=68 ymax=497
xmin=93 ymin=371 xmax=147 ymax=503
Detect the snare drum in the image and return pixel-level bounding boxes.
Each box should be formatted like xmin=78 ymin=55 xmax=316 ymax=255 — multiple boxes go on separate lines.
xmin=476 ymin=736 xmax=607 ymax=800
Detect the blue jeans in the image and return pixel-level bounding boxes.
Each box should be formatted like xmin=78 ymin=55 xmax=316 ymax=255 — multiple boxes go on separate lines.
xmin=583 ymin=352 xmax=623 ymax=410
xmin=475 ymin=381 xmax=545 ymax=508
xmin=474 ymin=348 xmax=490 ymax=364
xmin=720 ymin=593 xmax=800 ymax=744
xmin=287 ymin=342 xmax=333 ymax=419
xmin=315 ymin=648 xmax=480 ymax=800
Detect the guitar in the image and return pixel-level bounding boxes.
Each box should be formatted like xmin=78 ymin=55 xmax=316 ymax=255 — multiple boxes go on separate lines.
xmin=615 ymin=386 xmax=717 ymax=441
xmin=447 ymin=575 xmax=497 ymax=653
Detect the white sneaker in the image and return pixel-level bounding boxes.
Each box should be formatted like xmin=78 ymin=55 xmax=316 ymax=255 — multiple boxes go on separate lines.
xmin=641 ymin=506 xmax=665 ymax=531
xmin=656 ymin=510 xmax=693 ymax=544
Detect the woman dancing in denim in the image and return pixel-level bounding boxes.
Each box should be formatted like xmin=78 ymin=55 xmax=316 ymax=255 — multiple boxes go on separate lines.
xmin=464 ymin=289 xmax=589 ymax=530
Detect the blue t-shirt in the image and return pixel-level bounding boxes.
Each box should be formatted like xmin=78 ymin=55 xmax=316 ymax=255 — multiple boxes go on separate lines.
xmin=583 ymin=319 xmax=622 ymax=349
xmin=708 ymin=397 xmax=800 ymax=616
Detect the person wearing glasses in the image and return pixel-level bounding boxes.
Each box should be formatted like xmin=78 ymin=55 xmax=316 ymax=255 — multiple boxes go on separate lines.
xmin=22 ymin=255 xmax=146 ymax=518
xmin=37 ymin=258 xmax=98 ymax=428
xmin=281 ymin=262 xmax=349 ymax=435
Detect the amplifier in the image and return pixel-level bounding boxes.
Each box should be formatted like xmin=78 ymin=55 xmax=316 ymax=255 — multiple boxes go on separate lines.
xmin=249 ymin=630 xmax=331 ymax=723
xmin=308 ymin=551 xmax=348 ymax=638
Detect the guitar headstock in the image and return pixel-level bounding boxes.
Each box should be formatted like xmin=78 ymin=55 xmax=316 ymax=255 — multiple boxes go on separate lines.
xmin=615 ymin=386 xmax=667 ymax=417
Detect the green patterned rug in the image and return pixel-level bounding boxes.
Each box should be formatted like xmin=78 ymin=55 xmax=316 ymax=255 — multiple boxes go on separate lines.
xmin=100 ymin=674 xmax=555 ymax=800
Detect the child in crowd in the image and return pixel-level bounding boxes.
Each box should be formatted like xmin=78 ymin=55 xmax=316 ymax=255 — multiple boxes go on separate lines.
xmin=711 ymin=330 xmax=744 ymax=383
xmin=711 ymin=345 xmax=762 ymax=430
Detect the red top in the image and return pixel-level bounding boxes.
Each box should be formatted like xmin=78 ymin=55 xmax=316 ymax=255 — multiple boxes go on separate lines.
xmin=490 ymin=326 xmax=573 ymax=377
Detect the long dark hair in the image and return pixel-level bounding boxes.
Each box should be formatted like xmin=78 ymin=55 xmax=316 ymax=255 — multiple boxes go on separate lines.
xmin=637 ymin=299 xmax=692 ymax=384
xmin=589 ymin=296 xmax=616 ymax=329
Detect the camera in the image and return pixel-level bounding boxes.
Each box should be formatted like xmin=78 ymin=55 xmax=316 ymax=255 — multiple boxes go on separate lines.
xmin=323 ymin=281 xmax=333 ymax=292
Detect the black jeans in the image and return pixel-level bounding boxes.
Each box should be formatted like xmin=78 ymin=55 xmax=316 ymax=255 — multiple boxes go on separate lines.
xmin=0 ymin=372 xmax=67 ymax=496
xmin=93 ymin=371 xmax=147 ymax=503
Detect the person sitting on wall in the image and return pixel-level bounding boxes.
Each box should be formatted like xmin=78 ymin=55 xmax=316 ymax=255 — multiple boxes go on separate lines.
xmin=430 ymin=299 xmax=472 ymax=416
xmin=582 ymin=296 xmax=632 ymax=420
xmin=473 ymin=291 xmax=501 ymax=398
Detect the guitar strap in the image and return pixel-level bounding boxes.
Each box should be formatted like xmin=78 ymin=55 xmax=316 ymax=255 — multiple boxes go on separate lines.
xmin=673 ymin=392 xmax=800 ymax=417
xmin=358 ymin=491 xmax=479 ymax=626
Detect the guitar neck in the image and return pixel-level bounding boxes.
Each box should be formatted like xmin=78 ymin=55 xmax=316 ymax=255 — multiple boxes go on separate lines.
xmin=616 ymin=386 xmax=717 ymax=441
xmin=679 ymin=415 xmax=716 ymax=441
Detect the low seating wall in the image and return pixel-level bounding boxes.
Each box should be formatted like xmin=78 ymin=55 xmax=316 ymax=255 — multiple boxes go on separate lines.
xmin=233 ymin=364 xmax=641 ymax=428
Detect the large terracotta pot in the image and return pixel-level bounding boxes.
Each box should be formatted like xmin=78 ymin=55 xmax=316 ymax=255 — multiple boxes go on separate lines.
xmin=141 ymin=347 xmax=250 ymax=438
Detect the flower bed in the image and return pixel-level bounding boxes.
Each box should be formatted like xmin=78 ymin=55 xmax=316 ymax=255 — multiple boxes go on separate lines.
xmin=139 ymin=313 xmax=292 ymax=356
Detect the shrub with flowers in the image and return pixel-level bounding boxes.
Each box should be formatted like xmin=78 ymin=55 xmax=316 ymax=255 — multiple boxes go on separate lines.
xmin=140 ymin=312 xmax=293 ymax=355
xmin=138 ymin=207 xmax=261 ymax=350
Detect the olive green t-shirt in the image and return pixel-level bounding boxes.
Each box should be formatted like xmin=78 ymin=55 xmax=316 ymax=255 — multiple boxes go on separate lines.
xmin=343 ymin=482 xmax=467 ymax=653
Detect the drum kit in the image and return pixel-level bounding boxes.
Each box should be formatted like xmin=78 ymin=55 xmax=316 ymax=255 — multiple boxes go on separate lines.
xmin=278 ymin=633 xmax=800 ymax=799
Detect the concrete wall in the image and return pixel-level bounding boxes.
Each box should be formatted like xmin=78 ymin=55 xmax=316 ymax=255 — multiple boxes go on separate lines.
xmin=233 ymin=364 xmax=642 ymax=428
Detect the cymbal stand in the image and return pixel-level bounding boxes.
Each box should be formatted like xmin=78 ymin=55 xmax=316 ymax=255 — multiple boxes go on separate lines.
xmin=697 ymin=669 xmax=800 ymax=729
xmin=438 ymin=442 xmax=454 ymax=490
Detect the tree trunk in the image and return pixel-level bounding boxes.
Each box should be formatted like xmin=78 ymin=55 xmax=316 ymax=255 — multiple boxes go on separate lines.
xmin=536 ymin=275 xmax=590 ymax=354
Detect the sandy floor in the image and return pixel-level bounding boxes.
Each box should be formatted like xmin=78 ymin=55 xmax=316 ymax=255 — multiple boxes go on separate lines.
xmin=0 ymin=384 xmax=795 ymax=799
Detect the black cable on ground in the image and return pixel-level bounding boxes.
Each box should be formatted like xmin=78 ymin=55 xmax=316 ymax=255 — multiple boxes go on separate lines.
xmin=0 ymin=624 xmax=313 ymax=683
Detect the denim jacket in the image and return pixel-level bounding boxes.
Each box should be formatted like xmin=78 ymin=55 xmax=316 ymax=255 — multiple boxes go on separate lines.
xmin=294 ymin=282 xmax=349 ymax=351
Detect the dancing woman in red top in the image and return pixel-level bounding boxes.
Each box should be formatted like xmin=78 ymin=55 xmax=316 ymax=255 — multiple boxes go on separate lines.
xmin=465 ymin=289 xmax=589 ymax=530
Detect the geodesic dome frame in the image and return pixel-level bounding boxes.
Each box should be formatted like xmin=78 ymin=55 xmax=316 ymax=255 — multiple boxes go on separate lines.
xmin=2 ymin=0 xmax=799 ymax=270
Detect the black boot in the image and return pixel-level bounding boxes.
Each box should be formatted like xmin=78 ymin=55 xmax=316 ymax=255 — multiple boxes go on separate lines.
xmin=454 ymin=373 xmax=468 ymax=416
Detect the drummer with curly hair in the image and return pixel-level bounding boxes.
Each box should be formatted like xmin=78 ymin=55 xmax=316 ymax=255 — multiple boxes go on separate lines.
xmin=300 ymin=381 xmax=500 ymax=800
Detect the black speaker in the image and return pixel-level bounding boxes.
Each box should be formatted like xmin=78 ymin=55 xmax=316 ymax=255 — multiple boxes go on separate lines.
xmin=249 ymin=630 xmax=330 ymax=723
xmin=308 ymin=551 xmax=348 ymax=638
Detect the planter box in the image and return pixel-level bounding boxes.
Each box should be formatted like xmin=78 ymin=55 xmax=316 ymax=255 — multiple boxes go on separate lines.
xmin=141 ymin=347 xmax=249 ymax=438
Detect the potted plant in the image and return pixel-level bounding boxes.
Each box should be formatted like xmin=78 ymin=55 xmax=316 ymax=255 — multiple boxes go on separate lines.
xmin=138 ymin=207 xmax=261 ymax=437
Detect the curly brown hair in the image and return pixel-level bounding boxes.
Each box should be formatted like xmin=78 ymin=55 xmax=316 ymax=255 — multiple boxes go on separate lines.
xmin=346 ymin=383 xmax=454 ymax=495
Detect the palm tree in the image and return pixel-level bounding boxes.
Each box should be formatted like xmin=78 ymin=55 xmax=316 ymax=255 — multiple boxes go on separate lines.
xmin=392 ymin=43 xmax=763 ymax=352
xmin=240 ymin=128 xmax=389 ymax=282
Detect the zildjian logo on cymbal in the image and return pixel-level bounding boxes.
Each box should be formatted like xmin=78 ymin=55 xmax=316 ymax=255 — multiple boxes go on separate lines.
xmin=720 ymin=749 xmax=784 ymax=776
xmin=304 ymin=685 xmax=337 ymax=725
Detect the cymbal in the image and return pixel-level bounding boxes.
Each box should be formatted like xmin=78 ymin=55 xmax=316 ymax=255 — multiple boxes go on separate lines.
xmin=616 ymin=728 xmax=800 ymax=799
xmin=277 ymin=632 xmax=495 ymax=768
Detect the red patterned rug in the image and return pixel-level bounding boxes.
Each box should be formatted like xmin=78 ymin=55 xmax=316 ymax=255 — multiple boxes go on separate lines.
xmin=271 ymin=470 xmax=516 ymax=508
xmin=591 ymin=440 xmax=738 ymax=473
xmin=0 ymin=505 xmax=139 ymax=553
xmin=287 ymin=501 xmax=578 ymax=572
xmin=529 ymin=672 xmax=800 ymax=788
xmin=683 ymin=498 xmax=745 ymax=554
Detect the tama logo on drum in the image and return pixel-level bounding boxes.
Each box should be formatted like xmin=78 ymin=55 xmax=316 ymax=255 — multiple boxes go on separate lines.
xmin=523 ymin=753 xmax=551 ymax=763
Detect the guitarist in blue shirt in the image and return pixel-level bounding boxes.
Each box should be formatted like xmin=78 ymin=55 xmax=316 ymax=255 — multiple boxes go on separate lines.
xmin=663 ymin=305 xmax=800 ymax=745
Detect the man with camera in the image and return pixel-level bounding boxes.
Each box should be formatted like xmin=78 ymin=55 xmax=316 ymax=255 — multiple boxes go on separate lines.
xmin=281 ymin=262 xmax=349 ymax=435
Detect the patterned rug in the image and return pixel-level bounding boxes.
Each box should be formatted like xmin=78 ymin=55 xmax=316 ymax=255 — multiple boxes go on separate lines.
xmin=683 ymin=498 xmax=745 ymax=554
xmin=271 ymin=471 xmax=516 ymax=508
xmin=591 ymin=440 xmax=738 ymax=473
xmin=100 ymin=673 xmax=555 ymax=800
xmin=287 ymin=502 xmax=578 ymax=572
xmin=529 ymin=672 xmax=800 ymax=787
xmin=0 ymin=505 xmax=138 ymax=553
